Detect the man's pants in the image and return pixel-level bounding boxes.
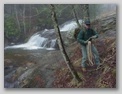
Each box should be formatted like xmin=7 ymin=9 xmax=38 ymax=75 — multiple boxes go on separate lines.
xmin=81 ymin=44 xmax=100 ymax=67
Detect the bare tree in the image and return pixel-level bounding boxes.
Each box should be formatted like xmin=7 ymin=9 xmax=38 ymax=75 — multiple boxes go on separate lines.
xmin=83 ymin=4 xmax=90 ymax=21
xmin=23 ymin=4 xmax=26 ymax=35
xmin=80 ymin=4 xmax=90 ymax=21
xmin=14 ymin=5 xmax=21 ymax=33
xmin=29 ymin=4 xmax=32 ymax=33
xmin=72 ymin=5 xmax=81 ymax=29
xmin=50 ymin=4 xmax=81 ymax=82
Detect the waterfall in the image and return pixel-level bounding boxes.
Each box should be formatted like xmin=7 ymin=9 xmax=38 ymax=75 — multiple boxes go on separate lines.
xmin=5 ymin=19 xmax=82 ymax=50
xmin=5 ymin=34 xmax=48 ymax=50
xmin=60 ymin=19 xmax=82 ymax=31
xmin=50 ymin=39 xmax=57 ymax=48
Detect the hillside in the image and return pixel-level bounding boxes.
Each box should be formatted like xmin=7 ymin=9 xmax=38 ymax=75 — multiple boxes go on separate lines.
xmin=4 ymin=6 xmax=116 ymax=88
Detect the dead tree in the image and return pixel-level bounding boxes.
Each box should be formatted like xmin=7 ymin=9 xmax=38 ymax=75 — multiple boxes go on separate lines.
xmin=23 ymin=4 xmax=26 ymax=35
xmin=79 ymin=4 xmax=90 ymax=31
xmin=82 ymin=4 xmax=90 ymax=21
xmin=72 ymin=5 xmax=81 ymax=29
xmin=50 ymin=4 xmax=81 ymax=82
xmin=14 ymin=5 xmax=21 ymax=33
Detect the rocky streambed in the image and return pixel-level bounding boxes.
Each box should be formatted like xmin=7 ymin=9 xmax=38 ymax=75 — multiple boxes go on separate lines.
xmin=4 ymin=49 xmax=64 ymax=88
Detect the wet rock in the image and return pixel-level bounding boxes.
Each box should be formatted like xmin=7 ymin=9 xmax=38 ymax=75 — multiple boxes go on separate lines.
xmin=26 ymin=62 xmax=35 ymax=68
xmin=18 ymin=67 xmax=36 ymax=87
xmin=16 ymin=67 xmax=25 ymax=75
xmin=4 ymin=59 xmax=12 ymax=64
xmin=14 ymin=54 xmax=22 ymax=57
xmin=4 ymin=66 xmax=13 ymax=70
xmin=93 ymin=14 xmax=116 ymax=33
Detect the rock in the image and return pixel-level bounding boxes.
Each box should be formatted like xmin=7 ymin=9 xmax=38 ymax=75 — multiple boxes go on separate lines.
xmin=92 ymin=14 xmax=116 ymax=33
xmin=4 ymin=59 xmax=12 ymax=64
xmin=16 ymin=67 xmax=25 ymax=75
xmin=10 ymin=43 xmax=15 ymax=45
xmin=18 ymin=68 xmax=35 ymax=82
xmin=26 ymin=62 xmax=35 ymax=68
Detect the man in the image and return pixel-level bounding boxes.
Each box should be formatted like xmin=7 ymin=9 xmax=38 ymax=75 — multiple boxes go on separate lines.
xmin=77 ymin=20 xmax=100 ymax=71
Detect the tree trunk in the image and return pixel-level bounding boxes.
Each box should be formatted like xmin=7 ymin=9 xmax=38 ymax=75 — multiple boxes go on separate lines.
xmin=14 ymin=5 xmax=21 ymax=33
xmin=29 ymin=4 xmax=32 ymax=33
xmin=72 ymin=5 xmax=81 ymax=29
xmin=50 ymin=4 xmax=81 ymax=82
xmin=23 ymin=4 xmax=26 ymax=35
xmin=83 ymin=4 xmax=90 ymax=21
xmin=80 ymin=4 xmax=90 ymax=31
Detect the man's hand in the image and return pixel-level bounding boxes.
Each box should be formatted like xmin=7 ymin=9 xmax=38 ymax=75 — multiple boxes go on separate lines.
xmin=83 ymin=40 xmax=88 ymax=44
xmin=91 ymin=35 xmax=97 ymax=39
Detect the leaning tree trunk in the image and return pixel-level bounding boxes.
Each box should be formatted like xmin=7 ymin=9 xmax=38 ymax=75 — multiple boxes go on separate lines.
xmin=50 ymin=4 xmax=81 ymax=82
xmin=80 ymin=4 xmax=90 ymax=31
xmin=83 ymin=4 xmax=90 ymax=21
xmin=72 ymin=5 xmax=81 ymax=29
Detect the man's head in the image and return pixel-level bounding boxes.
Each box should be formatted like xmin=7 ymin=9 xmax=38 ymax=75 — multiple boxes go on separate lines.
xmin=84 ymin=20 xmax=91 ymax=29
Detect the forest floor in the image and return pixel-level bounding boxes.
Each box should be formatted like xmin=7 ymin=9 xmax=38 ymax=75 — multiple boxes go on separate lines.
xmin=4 ymin=14 xmax=116 ymax=88
xmin=53 ymin=30 xmax=116 ymax=88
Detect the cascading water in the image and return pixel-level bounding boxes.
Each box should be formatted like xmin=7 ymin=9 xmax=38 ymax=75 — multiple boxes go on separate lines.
xmin=5 ymin=19 xmax=82 ymax=50
xmin=60 ymin=19 xmax=82 ymax=31
xmin=50 ymin=39 xmax=57 ymax=48
xmin=5 ymin=34 xmax=48 ymax=50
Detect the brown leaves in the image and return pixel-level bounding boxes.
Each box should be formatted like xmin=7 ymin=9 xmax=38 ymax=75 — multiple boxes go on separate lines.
xmin=53 ymin=67 xmax=73 ymax=88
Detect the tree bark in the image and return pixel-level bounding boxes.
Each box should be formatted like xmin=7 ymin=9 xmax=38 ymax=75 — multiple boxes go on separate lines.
xmin=83 ymin=4 xmax=90 ymax=21
xmin=14 ymin=5 xmax=21 ymax=33
xmin=72 ymin=5 xmax=81 ymax=29
xmin=80 ymin=4 xmax=90 ymax=31
xmin=29 ymin=4 xmax=32 ymax=33
xmin=50 ymin=4 xmax=81 ymax=82
xmin=23 ymin=4 xmax=26 ymax=35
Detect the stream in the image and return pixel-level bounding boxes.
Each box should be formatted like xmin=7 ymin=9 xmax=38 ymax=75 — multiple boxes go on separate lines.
xmin=4 ymin=19 xmax=82 ymax=88
xmin=4 ymin=48 xmax=64 ymax=88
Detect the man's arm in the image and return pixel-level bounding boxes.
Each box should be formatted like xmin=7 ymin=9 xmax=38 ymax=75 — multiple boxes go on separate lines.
xmin=77 ymin=31 xmax=87 ymax=44
xmin=91 ymin=29 xmax=99 ymax=39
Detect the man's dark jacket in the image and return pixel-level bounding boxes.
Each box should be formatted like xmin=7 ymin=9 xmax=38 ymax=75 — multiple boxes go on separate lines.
xmin=77 ymin=28 xmax=98 ymax=45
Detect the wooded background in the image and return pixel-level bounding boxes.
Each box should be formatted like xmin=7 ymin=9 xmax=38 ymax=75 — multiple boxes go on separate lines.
xmin=4 ymin=4 xmax=116 ymax=45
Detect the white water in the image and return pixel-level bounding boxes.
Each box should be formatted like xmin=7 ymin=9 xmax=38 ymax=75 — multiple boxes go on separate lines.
xmin=50 ymin=39 xmax=57 ymax=48
xmin=5 ymin=34 xmax=48 ymax=50
xmin=60 ymin=19 xmax=82 ymax=31
xmin=5 ymin=19 xmax=82 ymax=50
